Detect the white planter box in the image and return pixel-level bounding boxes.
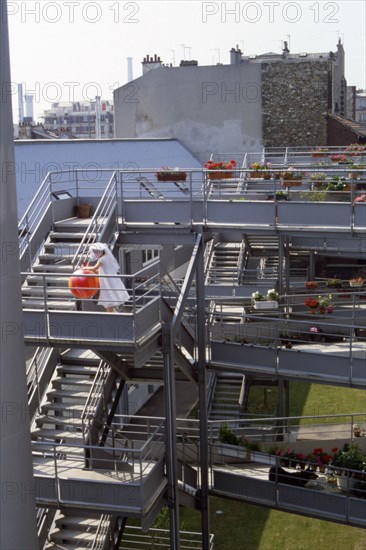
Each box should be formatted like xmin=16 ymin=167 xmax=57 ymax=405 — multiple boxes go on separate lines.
xmin=249 ymin=451 xmax=277 ymax=465
xmin=350 ymin=282 xmax=363 ymax=288
xmin=336 ymin=474 xmax=357 ymax=492
xmin=254 ymin=300 xmax=278 ymax=310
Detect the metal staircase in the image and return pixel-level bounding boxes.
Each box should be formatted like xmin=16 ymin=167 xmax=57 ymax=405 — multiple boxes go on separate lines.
xmin=205 ymin=242 xmax=245 ymax=285
xmin=209 ymin=373 xmax=245 ymax=421
xmin=32 ymin=350 xmax=114 ymax=446
xmin=30 ymin=348 xmax=127 ymax=549
xmin=45 ymin=510 xmax=101 ymax=550
xmin=21 ymin=218 xmax=99 ymax=311
xmin=208 ymin=176 xmax=244 ymax=196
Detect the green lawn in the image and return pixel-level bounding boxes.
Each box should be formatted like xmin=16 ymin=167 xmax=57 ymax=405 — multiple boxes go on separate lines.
xmin=180 ymin=497 xmax=366 ymax=550
xmin=289 ymin=381 xmax=366 ymax=423
xmin=247 ymin=381 xmax=366 ymax=424
xmin=179 ymin=381 xmax=366 ymax=549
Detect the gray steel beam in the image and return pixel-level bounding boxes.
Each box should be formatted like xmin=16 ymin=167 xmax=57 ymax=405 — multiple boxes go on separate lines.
xmin=162 ymin=323 xmax=180 ymax=550
xmin=196 ymin=233 xmax=210 ymax=549
xmin=0 ymin=4 xmax=38 ymax=547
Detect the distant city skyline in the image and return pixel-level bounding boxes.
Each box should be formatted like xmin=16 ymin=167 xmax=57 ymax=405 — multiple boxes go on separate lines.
xmin=6 ymin=0 xmax=366 ymax=120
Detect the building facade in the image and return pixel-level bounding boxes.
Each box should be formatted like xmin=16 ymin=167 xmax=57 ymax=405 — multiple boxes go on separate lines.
xmin=114 ymin=41 xmax=346 ymax=160
xmin=42 ymin=99 xmax=114 ymax=139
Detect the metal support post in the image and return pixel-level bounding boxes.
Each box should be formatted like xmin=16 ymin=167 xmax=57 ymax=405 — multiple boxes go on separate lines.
xmin=162 ymin=323 xmax=180 ymax=550
xmin=309 ymin=252 xmax=315 ymax=280
xmin=278 ymin=234 xmax=284 ymax=296
xmin=285 ymin=236 xmax=290 ymax=294
xmin=196 ymin=233 xmax=210 ymax=550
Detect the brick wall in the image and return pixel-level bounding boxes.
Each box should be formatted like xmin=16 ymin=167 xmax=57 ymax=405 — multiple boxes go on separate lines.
xmin=327 ymin=116 xmax=365 ymax=145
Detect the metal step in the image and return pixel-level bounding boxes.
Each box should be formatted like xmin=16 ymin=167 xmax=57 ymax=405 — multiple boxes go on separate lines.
xmin=44 ymin=241 xmax=81 ymax=250
xmin=50 ymin=529 xmax=96 ymax=544
xmin=49 ymin=231 xmax=97 ymax=240
xmin=45 ymin=388 xmax=92 ymax=400
xmin=61 ymin=352 xmax=100 ymax=365
xmin=38 ymin=253 xmax=74 ymax=263
xmin=55 ymin=515 xmax=100 ymax=529
xmin=32 ymin=428 xmax=84 ymax=441
xmin=41 ymin=402 xmax=85 ymax=414
xmin=44 ymin=543 xmax=89 ymax=550
xmin=52 ymin=378 xmax=94 ymax=389
xmin=22 ymin=299 xmax=75 ymax=310
xmin=24 ymin=275 xmax=69 ymax=287
xmin=35 ymin=416 xmax=83 ymax=428
xmin=32 ymin=264 xmax=74 ymax=273
xmin=22 ymin=287 xmax=71 ymax=297
xmin=56 ymin=364 xmax=98 ymax=376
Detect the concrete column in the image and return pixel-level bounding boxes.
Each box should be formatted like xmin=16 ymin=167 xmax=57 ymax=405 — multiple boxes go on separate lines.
xmin=0 ymin=3 xmax=39 ymax=548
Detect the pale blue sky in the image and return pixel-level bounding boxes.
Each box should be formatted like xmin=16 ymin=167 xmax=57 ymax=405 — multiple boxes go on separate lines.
xmin=7 ymin=0 xmax=366 ymax=120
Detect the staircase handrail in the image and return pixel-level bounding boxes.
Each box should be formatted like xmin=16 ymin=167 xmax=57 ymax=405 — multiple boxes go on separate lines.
xmin=26 ymin=347 xmax=53 ymax=416
xmin=72 ymin=170 xmax=118 ymax=268
xmin=18 ymin=171 xmax=53 ymax=260
xmin=203 ymin=238 xmax=215 ymax=284
xmin=81 ymin=360 xmax=111 ymax=440
xmin=236 ymin=239 xmax=246 ymax=285
xmin=32 ymin=420 xmax=165 ymax=474
xmin=91 ymin=514 xmax=111 ymax=550
xmin=206 ymin=370 xmax=217 ymax=417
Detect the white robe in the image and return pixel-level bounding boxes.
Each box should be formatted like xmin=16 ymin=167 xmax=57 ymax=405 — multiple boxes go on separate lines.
xmin=96 ymin=253 xmax=129 ymax=309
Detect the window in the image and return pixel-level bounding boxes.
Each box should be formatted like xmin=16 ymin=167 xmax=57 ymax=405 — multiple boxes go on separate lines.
xmin=142 ymin=249 xmax=159 ymax=264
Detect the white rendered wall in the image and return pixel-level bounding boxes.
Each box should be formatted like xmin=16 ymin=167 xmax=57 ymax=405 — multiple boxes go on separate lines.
xmin=114 ymin=63 xmax=262 ymax=162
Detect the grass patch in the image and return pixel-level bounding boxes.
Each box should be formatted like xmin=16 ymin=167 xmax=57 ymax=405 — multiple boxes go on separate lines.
xmin=180 ymin=497 xmax=366 ymax=549
xmin=246 ymin=386 xmax=279 ymax=417
xmin=290 ymin=381 xmax=366 ymax=424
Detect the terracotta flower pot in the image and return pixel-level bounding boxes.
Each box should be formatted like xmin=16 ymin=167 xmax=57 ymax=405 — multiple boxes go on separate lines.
xmin=76 ymin=204 xmax=92 ymax=218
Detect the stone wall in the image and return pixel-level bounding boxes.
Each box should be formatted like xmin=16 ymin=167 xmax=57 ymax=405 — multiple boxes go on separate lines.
xmin=262 ymin=61 xmax=330 ymax=147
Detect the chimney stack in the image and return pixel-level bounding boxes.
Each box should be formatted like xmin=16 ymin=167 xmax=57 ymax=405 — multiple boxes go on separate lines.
xmin=142 ymin=54 xmax=163 ymax=75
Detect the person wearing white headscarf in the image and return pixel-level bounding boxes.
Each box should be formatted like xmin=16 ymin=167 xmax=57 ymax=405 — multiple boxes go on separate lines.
xmin=87 ymin=243 xmax=129 ymax=312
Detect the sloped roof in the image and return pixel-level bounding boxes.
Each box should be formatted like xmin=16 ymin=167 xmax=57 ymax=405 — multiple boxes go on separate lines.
xmin=331 ymin=114 xmax=366 ymax=138
xmin=14 ymin=138 xmax=201 ymax=218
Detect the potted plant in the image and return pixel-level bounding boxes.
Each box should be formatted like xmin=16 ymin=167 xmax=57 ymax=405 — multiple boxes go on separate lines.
xmin=311 ymin=148 xmax=329 ymax=158
xmin=348 ymin=163 xmax=363 ymax=180
xmin=354 ymin=194 xmax=366 ymax=204
xmin=309 ymin=326 xmax=323 ymax=342
xmin=318 ymin=294 xmax=333 ymax=314
xmin=252 ymin=289 xmax=279 ymax=309
xmin=310 ymin=172 xmax=326 ymax=189
xmin=330 ymin=443 xmax=366 ymax=491
xmin=325 ymin=176 xmax=351 ymax=194
xmin=349 ymin=277 xmax=364 ymax=288
xmin=304 ymin=297 xmax=319 ymax=314
xmin=204 ymin=160 xmax=236 ymax=180
xmin=312 ymin=447 xmax=333 ymax=473
xmin=330 ymin=154 xmax=348 ymax=164
xmin=353 ymin=424 xmax=362 ymax=437
xmin=248 ymin=162 xmax=272 ymax=179
xmin=345 ymin=143 xmax=366 ymax=157
xmin=218 ymin=423 xmax=240 ymax=446
xmin=274 ymin=448 xmax=297 ymax=468
xmin=155 ymin=167 xmax=187 ymax=181
xmin=305 ymin=281 xmax=318 ymax=290
xmin=326 ymin=278 xmax=342 ymax=289
xmin=275 ymin=191 xmax=288 ymax=201
xmin=280 ymin=168 xmax=303 ymax=187
xmin=75 ymin=203 xmax=92 ymax=218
